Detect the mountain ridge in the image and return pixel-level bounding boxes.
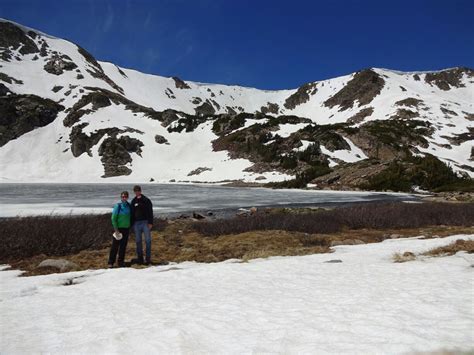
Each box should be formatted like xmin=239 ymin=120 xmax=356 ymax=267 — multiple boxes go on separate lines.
xmin=0 ymin=18 xmax=472 ymax=191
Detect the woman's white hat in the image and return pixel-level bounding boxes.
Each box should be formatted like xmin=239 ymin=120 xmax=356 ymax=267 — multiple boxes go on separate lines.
xmin=113 ymin=231 xmax=123 ymax=240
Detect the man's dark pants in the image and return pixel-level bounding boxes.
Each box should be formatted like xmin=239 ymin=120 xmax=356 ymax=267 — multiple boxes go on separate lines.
xmin=108 ymin=228 xmax=130 ymax=266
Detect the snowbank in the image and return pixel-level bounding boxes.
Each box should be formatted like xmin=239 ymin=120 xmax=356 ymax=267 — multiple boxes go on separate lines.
xmin=1 ymin=234 xmax=473 ymax=354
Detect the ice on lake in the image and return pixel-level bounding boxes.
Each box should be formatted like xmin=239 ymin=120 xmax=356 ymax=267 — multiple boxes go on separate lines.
xmin=0 ymin=183 xmax=417 ymax=217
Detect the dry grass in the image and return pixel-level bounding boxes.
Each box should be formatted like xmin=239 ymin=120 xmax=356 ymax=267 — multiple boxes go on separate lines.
xmin=392 ymin=252 xmax=416 ymax=263
xmin=9 ymin=223 xmax=473 ymax=276
xmin=2 ymin=201 xmax=473 ymax=276
xmin=392 ymin=238 xmax=474 ymax=263
xmin=421 ymin=239 xmax=474 ymax=257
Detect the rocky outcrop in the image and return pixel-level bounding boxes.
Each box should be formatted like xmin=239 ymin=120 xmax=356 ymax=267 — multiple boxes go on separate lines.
xmin=192 ymin=97 xmax=202 ymax=105
xmin=350 ymin=119 xmax=432 ymax=160
xmin=86 ymin=68 xmax=124 ymax=94
xmin=195 ymin=101 xmax=215 ymax=116
xmin=0 ymin=72 xmax=23 ymax=85
xmin=165 ymin=88 xmax=176 ymax=99
xmin=390 ymin=109 xmax=419 ymax=120
xmin=324 ymin=69 xmax=385 ymax=111
xmin=118 ymin=135 xmax=143 ymax=156
xmin=155 ymin=134 xmax=170 ymax=145
xmin=464 ymin=112 xmax=474 ymax=121
xmin=159 ymin=109 xmax=182 ymax=127
xmin=172 ymin=76 xmax=191 ymax=89
xmin=442 ymin=128 xmax=474 ymax=146
xmin=116 ymin=66 xmax=127 ymax=77
xmin=212 ymin=113 xmax=247 ymax=135
xmin=75 ymin=44 xmax=125 ymax=94
xmin=284 ymin=82 xmax=317 ymax=109
xmin=395 ymin=98 xmax=423 ymax=108
xmin=69 ymin=125 xmax=143 ymax=158
xmin=0 ymin=83 xmax=11 ymax=96
xmin=37 ymin=259 xmax=79 ymax=272
xmin=0 ymin=94 xmax=64 ymax=147
xmin=347 ymin=107 xmax=374 ymax=124
xmin=63 ymin=91 xmax=111 ymax=127
xmin=0 ymin=21 xmax=39 ymax=59
xmin=188 ymin=167 xmax=212 ymax=176
xmin=70 ymin=124 xmax=112 ymax=157
xmin=310 ymin=159 xmax=389 ymax=190
xmin=76 ymin=45 xmax=101 ymax=70
xmin=260 ymin=102 xmax=280 ymax=114
xmin=43 ymin=55 xmax=78 ymax=75
xmin=63 ymin=88 xmax=198 ymax=132
xmin=440 ymin=106 xmax=458 ymax=116
xmin=424 ymin=67 xmax=473 ymax=91
xmin=298 ymin=124 xmax=351 ymax=151
xmin=213 ymin=114 xmax=328 ymax=175
xmin=98 ymin=135 xmax=144 ymax=177
xmin=51 ymin=85 xmax=63 ymax=93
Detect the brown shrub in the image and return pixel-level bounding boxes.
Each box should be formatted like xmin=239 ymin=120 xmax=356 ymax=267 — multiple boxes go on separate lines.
xmin=193 ymin=202 xmax=474 ymax=237
xmin=0 ymin=214 xmax=167 ymax=263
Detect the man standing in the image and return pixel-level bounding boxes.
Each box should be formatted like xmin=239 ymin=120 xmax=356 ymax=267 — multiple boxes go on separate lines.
xmin=130 ymin=185 xmax=153 ymax=265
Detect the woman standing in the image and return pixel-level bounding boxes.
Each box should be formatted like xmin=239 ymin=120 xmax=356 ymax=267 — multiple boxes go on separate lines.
xmin=108 ymin=191 xmax=131 ymax=268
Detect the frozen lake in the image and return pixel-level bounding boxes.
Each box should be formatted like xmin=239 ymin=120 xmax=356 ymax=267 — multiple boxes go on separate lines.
xmin=0 ymin=183 xmax=417 ymax=217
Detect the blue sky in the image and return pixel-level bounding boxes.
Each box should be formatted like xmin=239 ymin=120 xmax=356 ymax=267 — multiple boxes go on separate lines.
xmin=1 ymin=0 xmax=473 ymax=89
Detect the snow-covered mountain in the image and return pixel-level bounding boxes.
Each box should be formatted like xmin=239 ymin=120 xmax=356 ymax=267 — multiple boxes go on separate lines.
xmin=0 ymin=19 xmax=472 ymax=185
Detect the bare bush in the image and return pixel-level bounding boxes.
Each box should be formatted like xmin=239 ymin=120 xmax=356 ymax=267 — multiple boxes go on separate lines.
xmin=194 ymin=211 xmax=342 ymax=236
xmin=0 ymin=214 xmax=167 ymax=263
xmin=334 ymin=202 xmax=474 ymax=230
xmin=193 ymin=202 xmax=474 ymax=237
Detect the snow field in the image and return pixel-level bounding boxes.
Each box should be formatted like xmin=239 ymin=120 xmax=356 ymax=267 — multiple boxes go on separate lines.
xmin=1 ymin=234 xmax=473 ymax=354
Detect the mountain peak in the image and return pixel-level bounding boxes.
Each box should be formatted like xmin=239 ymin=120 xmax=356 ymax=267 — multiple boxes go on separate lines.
xmin=0 ymin=18 xmax=472 ymax=186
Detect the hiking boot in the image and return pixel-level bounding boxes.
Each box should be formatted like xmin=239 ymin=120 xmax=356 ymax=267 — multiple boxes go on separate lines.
xmin=107 ymin=263 xmax=114 ymax=269
xmin=131 ymin=258 xmax=144 ymax=265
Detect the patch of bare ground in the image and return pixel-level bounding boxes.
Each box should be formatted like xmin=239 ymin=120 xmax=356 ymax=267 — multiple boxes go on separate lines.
xmin=3 ymin=202 xmax=473 ymax=276
xmin=9 ymin=223 xmax=474 ymax=276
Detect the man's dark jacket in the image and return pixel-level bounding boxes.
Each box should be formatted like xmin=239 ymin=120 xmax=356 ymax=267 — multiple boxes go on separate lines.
xmin=130 ymin=194 xmax=153 ymax=225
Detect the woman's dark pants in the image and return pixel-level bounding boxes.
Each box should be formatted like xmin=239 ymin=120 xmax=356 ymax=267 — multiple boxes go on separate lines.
xmin=108 ymin=228 xmax=129 ymax=266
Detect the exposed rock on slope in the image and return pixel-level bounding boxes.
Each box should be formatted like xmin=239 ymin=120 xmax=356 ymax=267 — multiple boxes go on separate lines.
xmin=284 ymin=82 xmax=317 ymax=109
xmin=0 ymin=21 xmax=39 ymax=59
xmin=0 ymin=94 xmax=64 ymax=147
xmin=324 ymin=69 xmax=385 ymax=111
xmin=424 ymin=67 xmax=473 ymax=91
xmin=98 ymin=135 xmax=143 ymax=178
xmin=172 ymin=76 xmax=191 ymax=89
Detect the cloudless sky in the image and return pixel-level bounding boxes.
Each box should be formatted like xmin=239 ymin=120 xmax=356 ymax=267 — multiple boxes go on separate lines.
xmin=1 ymin=0 xmax=473 ymax=89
